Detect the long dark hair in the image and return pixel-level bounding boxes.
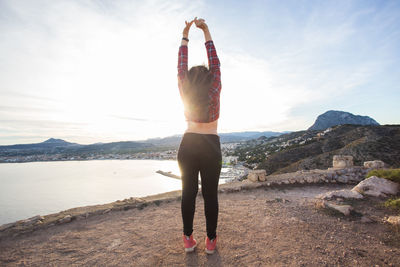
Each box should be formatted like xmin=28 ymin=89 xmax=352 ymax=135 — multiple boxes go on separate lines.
xmin=182 ymin=65 xmax=212 ymax=122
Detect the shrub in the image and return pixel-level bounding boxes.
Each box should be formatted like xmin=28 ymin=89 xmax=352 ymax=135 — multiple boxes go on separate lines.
xmin=366 ymin=168 xmax=400 ymax=183
xmin=384 ymin=198 xmax=400 ymax=212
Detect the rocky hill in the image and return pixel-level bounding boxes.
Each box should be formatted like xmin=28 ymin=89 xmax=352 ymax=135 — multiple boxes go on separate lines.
xmin=308 ymin=110 xmax=379 ymax=131
xmin=232 ymin=125 xmax=400 ymax=174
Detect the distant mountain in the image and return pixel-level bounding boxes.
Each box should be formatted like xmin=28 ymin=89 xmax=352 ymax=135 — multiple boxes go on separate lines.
xmin=0 ymin=138 xmax=79 ymax=150
xmin=308 ymin=110 xmax=379 ymax=131
xmin=42 ymin=138 xmax=71 ymax=144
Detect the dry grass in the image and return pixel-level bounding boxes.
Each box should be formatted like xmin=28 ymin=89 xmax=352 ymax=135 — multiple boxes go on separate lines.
xmin=367 ymin=168 xmax=400 ymax=183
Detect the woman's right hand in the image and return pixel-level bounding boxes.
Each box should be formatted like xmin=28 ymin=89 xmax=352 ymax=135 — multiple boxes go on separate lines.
xmin=194 ymin=17 xmax=208 ymax=31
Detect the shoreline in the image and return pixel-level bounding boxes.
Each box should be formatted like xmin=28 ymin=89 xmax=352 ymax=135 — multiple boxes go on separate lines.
xmin=0 ymin=161 xmax=243 ymax=228
xmin=0 ymin=158 xmax=236 ymax=171
xmin=0 ymin=166 xmax=371 ymax=239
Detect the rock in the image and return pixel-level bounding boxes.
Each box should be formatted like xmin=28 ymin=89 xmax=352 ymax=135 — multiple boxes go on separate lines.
xmin=348 ymin=175 xmax=360 ymax=182
xmin=361 ymin=216 xmax=374 ymax=223
xmin=258 ymin=172 xmax=267 ymax=182
xmin=21 ymin=215 xmax=44 ymax=226
xmin=325 ymin=173 xmax=334 ymax=180
xmin=267 ymin=197 xmax=290 ymax=203
xmin=363 ymin=160 xmax=385 ymax=169
xmin=332 ymin=155 xmax=353 ymax=169
xmin=337 ymin=176 xmax=349 ymax=184
xmin=306 ymin=177 xmax=314 ymax=183
xmin=386 ymin=216 xmax=400 ymax=226
xmin=34 ymin=220 xmax=43 ymax=226
xmin=75 ymin=215 xmax=86 ymax=220
xmin=326 ymin=202 xmax=353 ymax=216
xmin=316 ymin=200 xmax=353 ymax=216
xmin=0 ymin=222 xmax=16 ymax=232
xmin=311 ymin=176 xmax=319 ymax=183
xmin=58 ymin=215 xmax=72 ymax=224
xmin=103 ymin=209 xmax=111 ymax=214
xmin=247 ymin=172 xmax=258 ymax=182
xmin=352 ymin=176 xmax=399 ymax=197
xmin=316 ymin=189 xmax=364 ymax=200
xmin=247 ymin=170 xmax=267 ymax=182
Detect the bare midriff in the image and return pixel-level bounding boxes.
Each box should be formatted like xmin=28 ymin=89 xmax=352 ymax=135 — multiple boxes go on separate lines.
xmin=185 ymin=120 xmax=218 ymax=135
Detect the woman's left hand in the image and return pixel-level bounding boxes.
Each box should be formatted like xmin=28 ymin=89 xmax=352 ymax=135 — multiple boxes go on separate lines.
xmin=183 ymin=19 xmax=194 ymax=38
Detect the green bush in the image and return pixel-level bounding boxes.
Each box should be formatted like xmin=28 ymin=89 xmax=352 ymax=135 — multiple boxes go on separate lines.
xmin=366 ymin=168 xmax=400 ymax=183
xmin=384 ymin=198 xmax=400 ymax=211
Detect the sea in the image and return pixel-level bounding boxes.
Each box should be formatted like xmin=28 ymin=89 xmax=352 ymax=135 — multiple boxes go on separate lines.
xmin=0 ymin=159 xmax=230 ymax=225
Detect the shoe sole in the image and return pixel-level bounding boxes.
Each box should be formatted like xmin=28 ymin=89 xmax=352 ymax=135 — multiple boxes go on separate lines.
xmin=205 ymin=248 xmax=215 ymax=254
xmin=185 ymin=243 xmax=197 ymax=252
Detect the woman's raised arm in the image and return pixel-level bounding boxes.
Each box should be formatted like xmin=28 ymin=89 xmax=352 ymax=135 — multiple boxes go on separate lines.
xmin=194 ymin=17 xmax=212 ymax=42
xmin=177 ymin=20 xmax=194 ymax=83
xmin=194 ymin=18 xmax=220 ymax=75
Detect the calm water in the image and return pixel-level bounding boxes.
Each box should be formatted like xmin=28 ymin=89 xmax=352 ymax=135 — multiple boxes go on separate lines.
xmin=0 ymin=160 xmax=187 ymax=225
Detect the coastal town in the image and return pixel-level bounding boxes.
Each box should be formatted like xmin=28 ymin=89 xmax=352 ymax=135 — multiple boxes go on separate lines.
xmin=0 ymin=142 xmax=241 ymax=166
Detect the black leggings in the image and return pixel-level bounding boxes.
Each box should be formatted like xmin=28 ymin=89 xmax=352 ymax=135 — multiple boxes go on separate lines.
xmin=177 ymin=132 xmax=222 ymax=240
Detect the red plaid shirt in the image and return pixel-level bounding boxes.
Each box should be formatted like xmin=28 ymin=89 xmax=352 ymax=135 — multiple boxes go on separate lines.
xmin=177 ymin=40 xmax=221 ymax=122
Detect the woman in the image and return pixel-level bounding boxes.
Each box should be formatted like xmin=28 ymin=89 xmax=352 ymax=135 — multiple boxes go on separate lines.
xmin=177 ymin=17 xmax=222 ymax=254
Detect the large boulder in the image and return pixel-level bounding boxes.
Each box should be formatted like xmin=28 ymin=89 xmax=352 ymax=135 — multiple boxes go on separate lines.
xmin=352 ymin=176 xmax=399 ymax=197
xmin=316 ymin=189 xmax=364 ymax=200
xmin=363 ymin=160 xmax=385 ymax=169
xmin=316 ymin=200 xmax=353 ymax=216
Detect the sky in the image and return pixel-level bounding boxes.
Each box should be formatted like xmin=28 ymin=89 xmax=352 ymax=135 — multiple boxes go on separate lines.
xmin=0 ymin=0 xmax=399 ymax=145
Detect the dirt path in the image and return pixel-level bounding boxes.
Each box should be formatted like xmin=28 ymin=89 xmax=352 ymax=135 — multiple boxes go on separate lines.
xmin=0 ymin=184 xmax=399 ymax=266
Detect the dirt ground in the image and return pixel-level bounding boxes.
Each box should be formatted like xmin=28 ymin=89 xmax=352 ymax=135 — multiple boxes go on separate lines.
xmin=0 ymin=184 xmax=399 ymax=266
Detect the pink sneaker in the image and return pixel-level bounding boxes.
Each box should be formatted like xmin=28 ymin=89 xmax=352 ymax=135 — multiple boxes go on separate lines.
xmin=183 ymin=234 xmax=197 ymax=252
xmin=205 ymin=236 xmax=217 ymax=254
